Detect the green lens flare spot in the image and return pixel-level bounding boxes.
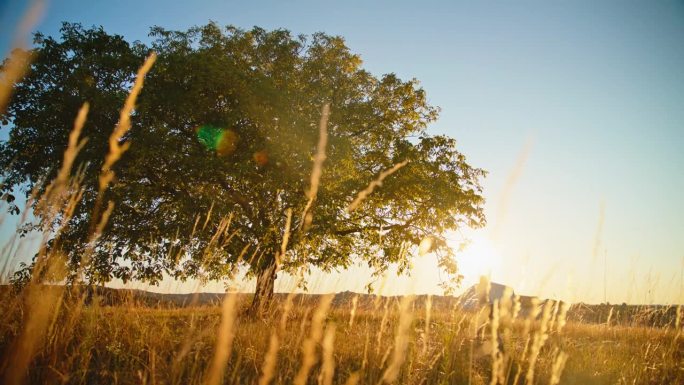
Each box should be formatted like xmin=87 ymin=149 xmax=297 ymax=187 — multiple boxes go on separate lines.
xmin=196 ymin=125 xmax=238 ymax=156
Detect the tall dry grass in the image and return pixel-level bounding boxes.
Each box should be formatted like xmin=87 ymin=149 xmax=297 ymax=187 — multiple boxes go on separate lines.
xmin=2 ymin=290 xmax=682 ymax=384
xmin=1 ymin=48 xmax=156 ymax=385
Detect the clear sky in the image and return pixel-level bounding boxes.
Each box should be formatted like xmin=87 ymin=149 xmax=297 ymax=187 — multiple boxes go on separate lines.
xmin=1 ymin=0 xmax=683 ymax=304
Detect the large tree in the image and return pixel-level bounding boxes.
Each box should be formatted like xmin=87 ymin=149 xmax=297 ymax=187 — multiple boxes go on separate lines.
xmin=1 ymin=23 xmax=485 ymax=313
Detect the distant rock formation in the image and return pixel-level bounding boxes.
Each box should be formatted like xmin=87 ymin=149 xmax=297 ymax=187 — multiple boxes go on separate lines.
xmin=458 ymin=280 xmax=516 ymax=310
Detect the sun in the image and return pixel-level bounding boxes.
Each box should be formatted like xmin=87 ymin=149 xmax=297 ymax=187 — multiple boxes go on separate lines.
xmin=448 ymin=231 xmax=503 ymax=285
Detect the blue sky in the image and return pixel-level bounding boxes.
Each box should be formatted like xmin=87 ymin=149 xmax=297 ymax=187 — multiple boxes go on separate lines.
xmin=1 ymin=0 xmax=683 ymax=303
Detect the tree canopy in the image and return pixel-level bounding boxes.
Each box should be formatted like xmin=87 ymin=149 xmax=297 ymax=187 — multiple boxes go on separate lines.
xmin=1 ymin=22 xmax=485 ymax=311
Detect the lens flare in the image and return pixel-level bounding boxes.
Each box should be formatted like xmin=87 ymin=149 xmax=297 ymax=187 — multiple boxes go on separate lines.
xmin=196 ymin=125 xmax=238 ymax=156
xmin=253 ymin=150 xmax=269 ymax=166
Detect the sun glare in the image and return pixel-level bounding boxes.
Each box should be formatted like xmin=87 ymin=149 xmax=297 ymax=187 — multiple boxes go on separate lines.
xmin=450 ymin=232 xmax=503 ymax=286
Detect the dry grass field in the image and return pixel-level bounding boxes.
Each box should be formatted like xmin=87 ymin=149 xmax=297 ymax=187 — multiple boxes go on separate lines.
xmin=0 ymin=286 xmax=682 ymax=385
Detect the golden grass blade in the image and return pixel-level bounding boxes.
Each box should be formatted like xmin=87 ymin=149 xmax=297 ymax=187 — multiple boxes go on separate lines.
xmin=278 ymin=208 xmax=293 ymax=264
xmin=0 ymin=0 xmax=45 ymax=113
xmin=549 ymin=351 xmax=568 ymax=385
xmin=525 ymin=299 xmax=554 ymax=384
xmin=379 ymin=295 xmax=414 ymax=384
xmin=258 ymin=333 xmax=280 ymax=385
xmin=343 ymin=372 xmax=361 ymax=385
xmin=422 ymin=294 xmax=432 ymax=356
xmin=319 ymin=323 xmax=336 ymax=385
xmin=258 ymin=286 xmax=297 ymax=385
xmin=1 ymin=285 xmax=62 ymax=385
xmin=346 ymin=160 xmax=408 ymax=213
xmin=86 ymin=52 xmax=156 ymax=247
xmin=203 ymin=291 xmax=238 ymax=385
xmin=300 ymin=103 xmax=329 ymax=232
xmin=349 ymin=295 xmax=359 ymax=328
xmin=98 ymin=52 xmax=157 ymax=192
xmin=491 ymin=139 xmax=532 ymax=239
xmin=92 ymin=200 xmax=115 ymax=241
xmin=54 ymin=103 xmax=89 ymax=186
xmin=37 ymin=103 xmax=89 ymax=224
xmin=293 ymin=294 xmax=333 ymax=385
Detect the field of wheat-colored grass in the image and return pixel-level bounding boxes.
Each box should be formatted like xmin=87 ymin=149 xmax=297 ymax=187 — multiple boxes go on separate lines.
xmin=0 ymin=288 xmax=682 ymax=385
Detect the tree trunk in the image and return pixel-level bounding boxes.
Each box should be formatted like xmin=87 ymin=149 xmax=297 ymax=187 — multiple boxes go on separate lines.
xmin=248 ymin=257 xmax=278 ymax=317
